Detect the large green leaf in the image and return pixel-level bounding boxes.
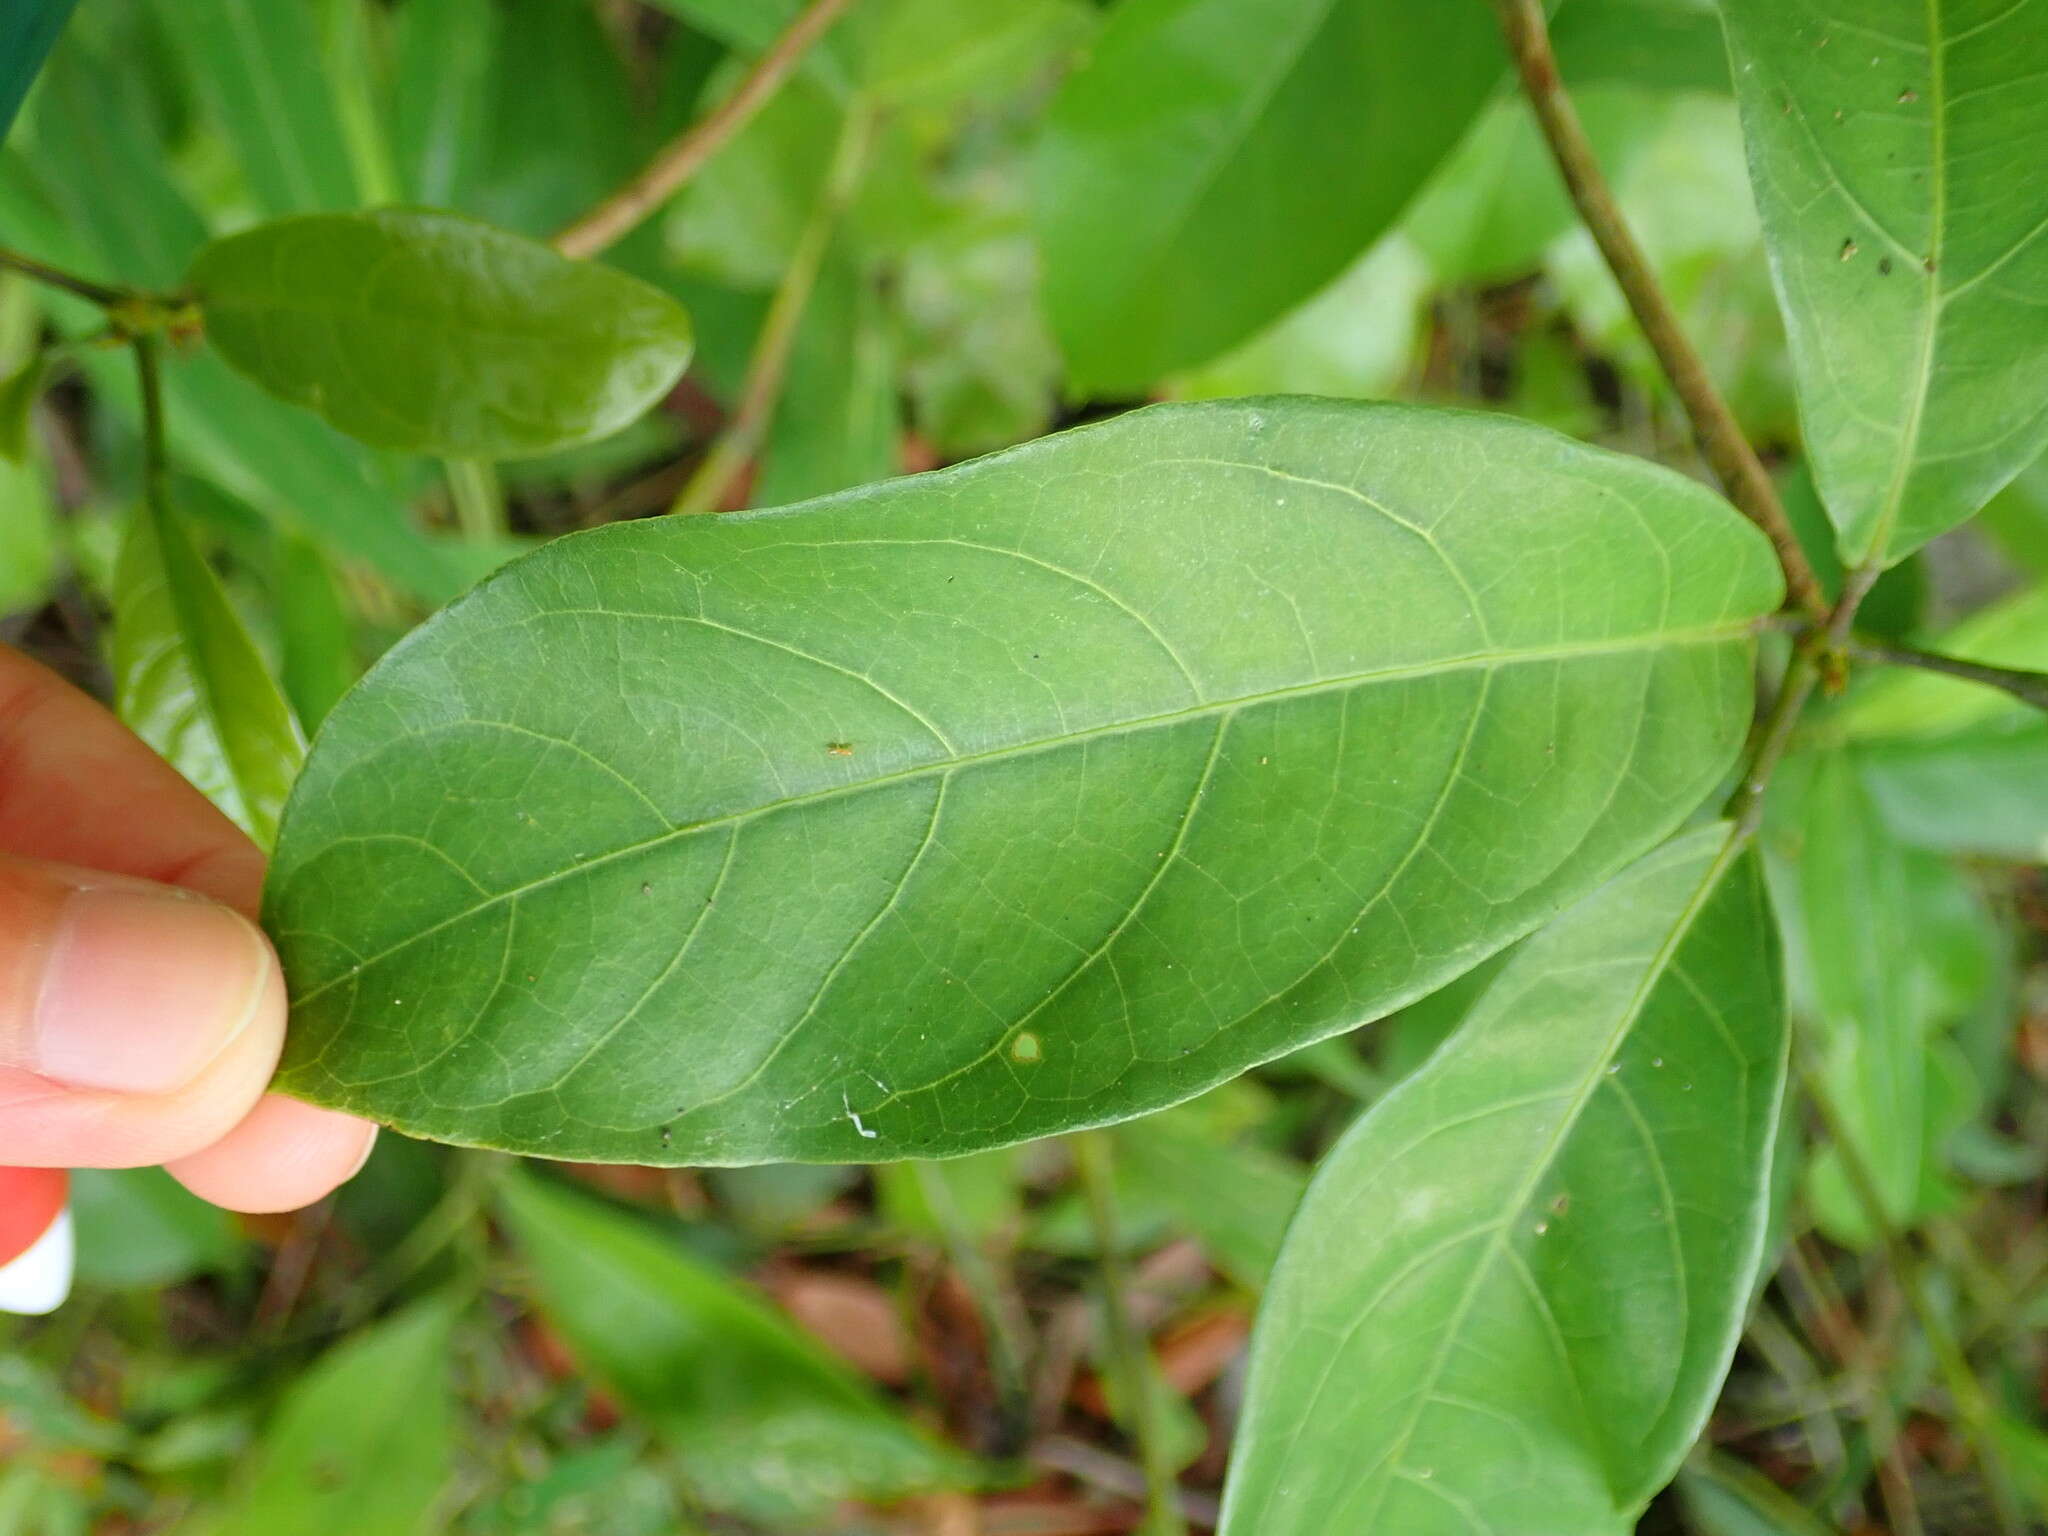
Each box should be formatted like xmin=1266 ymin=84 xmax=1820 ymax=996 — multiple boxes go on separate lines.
xmin=197 ymin=1298 xmax=455 ymax=1536
xmin=1720 ymin=0 xmax=2048 ymax=565
xmin=497 ymin=1171 xmax=976 ymax=1521
xmin=1219 ymin=826 xmax=1788 ymax=1534
xmin=113 ymin=497 xmax=305 ymax=848
xmin=1036 ymin=0 xmax=1501 ymax=393
xmin=265 ymin=399 xmax=1777 ymax=1162
xmin=189 ymin=210 xmax=694 ymax=460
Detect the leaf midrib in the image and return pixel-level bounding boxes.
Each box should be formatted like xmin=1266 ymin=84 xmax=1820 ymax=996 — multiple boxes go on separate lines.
xmin=1336 ymin=831 xmax=1743 ymax=1527
xmin=282 ymin=620 xmax=1752 ymax=1009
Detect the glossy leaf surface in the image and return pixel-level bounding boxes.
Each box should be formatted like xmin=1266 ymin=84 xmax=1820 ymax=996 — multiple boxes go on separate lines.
xmin=207 ymin=1298 xmax=455 ymax=1536
xmin=113 ymin=498 xmax=304 ymax=847
xmin=497 ymin=1172 xmax=975 ymax=1520
xmin=266 ymin=400 xmax=1777 ymax=1163
xmin=189 ymin=210 xmax=694 ymax=460
xmin=1721 ymin=0 xmax=2048 ymax=563
xmin=1036 ymin=0 xmax=1501 ymax=392
xmin=1221 ymin=827 xmax=1788 ymax=1534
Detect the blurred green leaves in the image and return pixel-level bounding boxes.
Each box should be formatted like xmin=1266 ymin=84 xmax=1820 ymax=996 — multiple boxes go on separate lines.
xmin=1036 ymin=0 xmax=1501 ymax=392
xmin=498 ymin=1171 xmax=978 ymax=1521
xmin=199 ymin=1299 xmax=457 ymax=1536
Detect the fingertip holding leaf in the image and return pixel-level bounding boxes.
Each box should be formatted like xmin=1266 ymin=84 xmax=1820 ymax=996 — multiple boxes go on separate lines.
xmin=263 ymin=398 xmax=1778 ymax=1165
xmin=187 ymin=209 xmax=694 ymax=460
xmin=1220 ymin=826 xmax=1788 ymax=1534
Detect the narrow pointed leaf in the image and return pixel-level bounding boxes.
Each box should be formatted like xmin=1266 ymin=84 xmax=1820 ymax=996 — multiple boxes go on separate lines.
xmin=1036 ymin=0 xmax=1502 ymax=392
xmin=1721 ymin=0 xmax=2048 ymax=564
xmin=265 ymin=400 xmax=1777 ymax=1163
xmin=113 ymin=498 xmax=305 ymax=847
xmin=189 ymin=210 xmax=694 ymax=460
xmin=146 ymin=0 xmax=359 ymax=215
xmin=1220 ymin=826 xmax=1788 ymax=1535
xmin=497 ymin=1171 xmax=977 ymax=1520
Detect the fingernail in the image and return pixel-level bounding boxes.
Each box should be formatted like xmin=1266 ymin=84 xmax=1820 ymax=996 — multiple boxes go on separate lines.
xmin=33 ymin=885 xmax=272 ymax=1095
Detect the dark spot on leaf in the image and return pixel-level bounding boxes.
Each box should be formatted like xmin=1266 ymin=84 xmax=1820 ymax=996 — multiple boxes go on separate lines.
xmin=1878 ymin=257 xmax=1893 ymax=276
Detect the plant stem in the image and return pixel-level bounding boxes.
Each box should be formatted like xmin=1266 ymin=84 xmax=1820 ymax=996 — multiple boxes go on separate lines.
xmin=1073 ymin=1132 xmax=1187 ymax=1536
xmin=132 ymin=334 xmax=171 ymax=518
xmin=551 ymin=0 xmax=860 ymax=261
xmin=1723 ymin=647 xmax=1820 ymax=837
xmin=1798 ymin=1058 xmax=2028 ymax=1535
xmin=1845 ymin=637 xmax=2048 ymax=713
xmin=444 ymin=457 xmax=505 ymax=544
xmin=0 ymin=245 xmax=131 ymax=309
xmin=670 ymin=101 xmax=874 ymax=517
xmin=1488 ymin=0 xmax=1830 ymax=628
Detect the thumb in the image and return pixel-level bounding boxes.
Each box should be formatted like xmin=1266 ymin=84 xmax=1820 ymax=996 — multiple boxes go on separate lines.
xmin=0 ymin=853 xmax=286 ymax=1169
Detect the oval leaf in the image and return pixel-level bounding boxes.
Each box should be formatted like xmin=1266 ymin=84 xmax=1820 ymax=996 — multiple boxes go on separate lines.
xmin=264 ymin=399 xmax=1778 ymax=1162
xmin=1036 ymin=0 xmax=1501 ymax=392
xmin=113 ymin=497 xmax=305 ymax=847
xmin=1220 ymin=826 xmax=1788 ymax=1534
xmin=188 ymin=209 xmax=694 ymax=459
xmin=1721 ymin=0 xmax=2048 ymax=564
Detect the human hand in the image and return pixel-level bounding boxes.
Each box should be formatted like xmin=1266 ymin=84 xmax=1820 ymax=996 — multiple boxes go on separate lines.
xmin=0 ymin=645 xmax=376 ymax=1305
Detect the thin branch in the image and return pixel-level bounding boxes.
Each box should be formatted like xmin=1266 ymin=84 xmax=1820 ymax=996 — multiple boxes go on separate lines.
xmin=132 ymin=334 xmax=171 ymax=517
xmin=1847 ymin=637 xmax=2048 ymax=713
xmin=1488 ymin=0 xmax=1830 ymax=627
xmin=551 ymin=0 xmax=860 ymax=261
xmin=1 ymin=245 xmax=131 ymax=309
xmin=671 ymin=101 xmax=874 ymax=516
